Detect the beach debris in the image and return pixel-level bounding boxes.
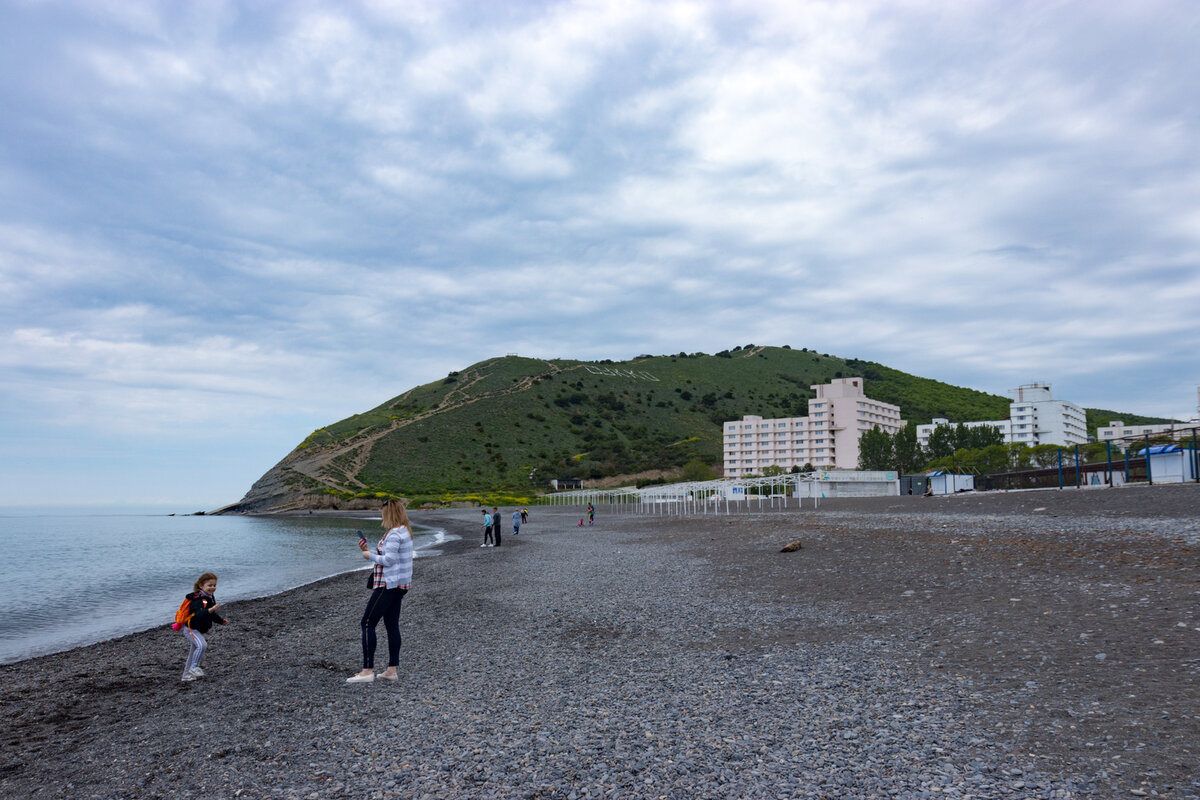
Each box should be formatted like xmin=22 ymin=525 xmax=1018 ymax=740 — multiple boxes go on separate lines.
xmin=779 ymin=539 xmax=803 ymax=552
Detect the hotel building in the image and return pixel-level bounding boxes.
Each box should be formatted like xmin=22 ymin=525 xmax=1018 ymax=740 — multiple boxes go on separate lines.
xmin=1096 ymin=420 xmax=1199 ymax=444
xmin=915 ymin=383 xmax=1087 ymax=449
xmin=723 ymin=378 xmax=904 ymax=476
xmin=1095 ymin=387 xmax=1200 ymax=444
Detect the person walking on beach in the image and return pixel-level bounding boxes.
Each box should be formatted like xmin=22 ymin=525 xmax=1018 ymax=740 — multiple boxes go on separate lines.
xmin=348 ymin=499 xmax=413 ymax=684
xmin=492 ymin=507 xmax=502 ymax=547
xmin=176 ymin=572 xmax=228 ymax=682
xmin=521 ymin=508 xmax=528 ymax=524
xmin=587 ymin=503 xmax=595 ymax=525
xmin=481 ymin=508 xmax=494 ymax=547
xmin=512 ymin=508 xmax=522 ymax=536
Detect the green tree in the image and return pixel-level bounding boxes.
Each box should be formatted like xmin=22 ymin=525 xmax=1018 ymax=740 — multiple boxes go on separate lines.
xmin=963 ymin=424 xmax=1004 ymax=450
xmin=858 ymin=426 xmax=894 ymax=470
xmin=926 ymin=425 xmax=956 ymax=461
xmin=762 ymin=465 xmax=786 ymax=477
xmin=1029 ymin=444 xmax=1062 ymax=468
xmin=953 ymin=423 xmax=971 ymax=451
xmin=893 ymin=424 xmax=925 ymax=474
xmin=1005 ymin=443 xmax=1033 ymax=471
xmin=1079 ymin=442 xmax=1115 ymax=462
xmin=974 ymin=444 xmax=1011 ymax=475
xmin=926 ymin=447 xmax=973 ymax=474
xmin=681 ymin=458 xmax=716 ymax=481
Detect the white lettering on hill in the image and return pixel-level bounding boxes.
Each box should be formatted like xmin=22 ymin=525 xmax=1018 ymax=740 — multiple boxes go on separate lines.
xmin=584 ymin=365 xmax=661 ymax=381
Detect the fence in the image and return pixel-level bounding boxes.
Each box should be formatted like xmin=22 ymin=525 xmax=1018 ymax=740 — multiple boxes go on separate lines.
xmin=977 ymin=430 xmax=1200 ymax=491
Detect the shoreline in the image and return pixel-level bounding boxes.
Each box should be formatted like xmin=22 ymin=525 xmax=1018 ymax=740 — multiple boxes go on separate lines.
xmin=3 ymin=487 xmax=1198 ymax=798
xmin=4 ymin=485 xmax=1195 ymax=668
xmin=0 ymin=513 xmax=473 ymax=667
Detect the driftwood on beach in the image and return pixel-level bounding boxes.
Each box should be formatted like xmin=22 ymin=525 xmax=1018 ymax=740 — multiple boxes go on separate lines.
xmin=1 ymin=485 xmax=1198 ymax=799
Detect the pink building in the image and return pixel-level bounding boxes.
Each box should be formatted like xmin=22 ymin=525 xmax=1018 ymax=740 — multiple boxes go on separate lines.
xmin=723 ymin=378 xmax=904 ymax=475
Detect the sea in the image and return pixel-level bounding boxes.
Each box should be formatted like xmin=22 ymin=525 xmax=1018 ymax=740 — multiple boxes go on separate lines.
xmin=0 ymin=507 xmax=456 ymax=664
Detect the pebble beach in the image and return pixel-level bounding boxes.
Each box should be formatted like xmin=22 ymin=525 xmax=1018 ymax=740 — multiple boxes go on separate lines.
xmin=2 ymin=483 xmax=1198 ymax=799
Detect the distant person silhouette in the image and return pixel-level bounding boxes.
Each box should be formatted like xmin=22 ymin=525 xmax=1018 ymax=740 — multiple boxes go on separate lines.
xmin=481 ymin=508 xmax=494 ymax=547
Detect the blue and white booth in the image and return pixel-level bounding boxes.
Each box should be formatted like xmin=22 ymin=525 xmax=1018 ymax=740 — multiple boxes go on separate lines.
xmin=926 ymin=471 xmax=974 ymax=495
xmin=1138 ymin=444 xmax=1199 ymax=482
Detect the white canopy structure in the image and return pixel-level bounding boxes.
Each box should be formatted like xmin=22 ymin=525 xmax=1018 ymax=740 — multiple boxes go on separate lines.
xmin=541 ymin=471 xmax=899 ymax=516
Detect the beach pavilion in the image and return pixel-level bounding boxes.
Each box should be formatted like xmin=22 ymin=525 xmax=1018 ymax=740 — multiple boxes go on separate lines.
xmin=541 ymin=470 xmax=900 ymax=516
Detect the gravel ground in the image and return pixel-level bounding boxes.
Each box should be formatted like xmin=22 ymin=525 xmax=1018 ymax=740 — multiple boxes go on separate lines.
xmin=1 ymin=483 xmax=1197 ymax=799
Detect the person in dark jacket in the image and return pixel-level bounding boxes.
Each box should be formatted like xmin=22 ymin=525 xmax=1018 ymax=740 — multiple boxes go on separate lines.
xmin=179 ymin=572 xmax=228 ymax=682
xmin=492 ymin=507 xmax=502 ymax=547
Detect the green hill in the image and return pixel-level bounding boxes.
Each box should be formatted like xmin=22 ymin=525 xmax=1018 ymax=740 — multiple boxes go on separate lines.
xmin=224 ymin=346 xmax=1176 ymax=512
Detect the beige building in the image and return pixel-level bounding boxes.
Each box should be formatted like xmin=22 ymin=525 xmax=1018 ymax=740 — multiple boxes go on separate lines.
xmin=723 ymin=378 xmax=904 ymax=475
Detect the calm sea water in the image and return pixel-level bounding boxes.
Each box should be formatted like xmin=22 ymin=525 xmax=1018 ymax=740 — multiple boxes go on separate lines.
xmin=0 ymin=508 xmax=454 ymax=664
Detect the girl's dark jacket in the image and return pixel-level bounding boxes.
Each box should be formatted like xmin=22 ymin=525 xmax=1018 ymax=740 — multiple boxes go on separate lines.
xmin=186 ymin=591 xmax=227 ymax=633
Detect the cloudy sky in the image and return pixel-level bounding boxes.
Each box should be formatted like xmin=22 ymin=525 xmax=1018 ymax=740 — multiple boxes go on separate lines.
xmin=2 ymin=0 xmax=1198 ymax=508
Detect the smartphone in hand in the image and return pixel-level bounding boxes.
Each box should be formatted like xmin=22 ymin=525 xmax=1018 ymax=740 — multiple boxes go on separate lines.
xmin=356 ymin=530 xmax=368 ymax=545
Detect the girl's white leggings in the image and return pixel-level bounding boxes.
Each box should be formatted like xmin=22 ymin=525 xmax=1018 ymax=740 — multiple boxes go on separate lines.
xmin=183 ymin=628 xmax=207 ymax=675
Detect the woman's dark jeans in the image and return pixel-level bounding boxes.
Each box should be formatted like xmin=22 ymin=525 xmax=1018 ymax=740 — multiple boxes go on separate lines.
xmin=360 ymin=586 xmax=407 ymax=668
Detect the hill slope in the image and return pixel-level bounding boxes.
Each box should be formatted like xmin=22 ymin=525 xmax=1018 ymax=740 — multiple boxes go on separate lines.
xmin=223 ymin=346 xmax=1173 ymax=512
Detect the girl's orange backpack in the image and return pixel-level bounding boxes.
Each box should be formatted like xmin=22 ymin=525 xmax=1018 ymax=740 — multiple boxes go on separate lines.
xmin=170 ymin=597 xmax=193 ymax=631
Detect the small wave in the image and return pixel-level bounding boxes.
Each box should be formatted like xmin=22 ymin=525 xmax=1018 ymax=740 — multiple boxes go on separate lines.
xmin=414 ymin=528 xmax=457 ymax=555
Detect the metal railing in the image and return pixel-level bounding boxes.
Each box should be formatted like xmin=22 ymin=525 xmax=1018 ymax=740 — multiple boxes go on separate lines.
xmin=977 ymin=429 xmax=1199 ymax=490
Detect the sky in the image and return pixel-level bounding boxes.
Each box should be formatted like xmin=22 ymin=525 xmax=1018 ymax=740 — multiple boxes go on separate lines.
xmin=2 ymin=0 xmax=1198 ymax=509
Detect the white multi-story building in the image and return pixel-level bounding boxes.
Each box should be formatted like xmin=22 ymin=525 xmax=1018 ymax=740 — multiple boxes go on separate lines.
xmin=1009 ymin=383 xmax=1087 ymax=446
xmin=1096 ymin=387 xmax=1200 ymax=443
xmin=723 ymin=378 xmax=904 ymax=476
xmin=915 ymin=383 xmax=1087 ymax=449
xmin=1096 ymin=420 xmax=1198 ymax=443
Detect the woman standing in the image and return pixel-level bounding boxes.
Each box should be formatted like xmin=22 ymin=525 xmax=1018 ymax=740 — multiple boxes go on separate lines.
xmin=347 ymin=499 xmax=413 ymax=683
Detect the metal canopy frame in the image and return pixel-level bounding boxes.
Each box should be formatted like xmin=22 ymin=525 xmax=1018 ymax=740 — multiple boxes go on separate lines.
xmin=541 ymin=471 xmax=899 ymax=516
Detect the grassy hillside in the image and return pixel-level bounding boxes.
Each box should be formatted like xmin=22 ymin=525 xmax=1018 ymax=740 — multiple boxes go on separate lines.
xmin=842 ymin=358 xmax=1011 ymax=422
xmin=236 ymin=345 xmax=1177 ymax=509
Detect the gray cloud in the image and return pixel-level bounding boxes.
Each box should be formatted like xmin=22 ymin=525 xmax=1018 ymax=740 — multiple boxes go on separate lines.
xmin=1 ymin=0 xmax=1197 ymax=505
